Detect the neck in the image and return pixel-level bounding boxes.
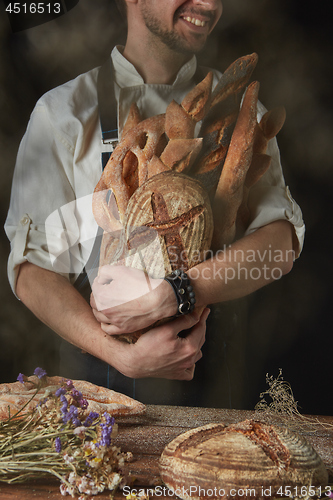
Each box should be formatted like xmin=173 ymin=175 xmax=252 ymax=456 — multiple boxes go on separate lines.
xmin=123 ymin=29 xmax=192 ymax=85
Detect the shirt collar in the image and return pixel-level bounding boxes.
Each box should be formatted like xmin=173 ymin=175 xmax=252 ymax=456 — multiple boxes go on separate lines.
xmin=111 ymin=45 xmax=198 ymax=89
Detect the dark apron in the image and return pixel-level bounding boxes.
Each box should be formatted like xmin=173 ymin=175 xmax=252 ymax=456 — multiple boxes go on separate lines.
xmin=59 ymin=299 xmax=248 ymax=408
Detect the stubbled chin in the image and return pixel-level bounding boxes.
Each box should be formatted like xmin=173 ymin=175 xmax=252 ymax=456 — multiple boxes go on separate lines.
xmin=177 ymin=20 xmax=207 ymax=39
xmin=180 ymin=31 xmax=208 ymax=52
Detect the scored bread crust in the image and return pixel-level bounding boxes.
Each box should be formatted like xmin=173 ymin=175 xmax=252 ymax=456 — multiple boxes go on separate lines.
xmin=159 ymin=420 xmax=328 ymax=500
xmin=0 ymin=375 xmax=145 ymax=421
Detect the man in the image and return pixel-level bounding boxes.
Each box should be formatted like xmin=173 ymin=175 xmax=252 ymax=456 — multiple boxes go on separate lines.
xmin=5 ymin=0 xmax=304 ymax=406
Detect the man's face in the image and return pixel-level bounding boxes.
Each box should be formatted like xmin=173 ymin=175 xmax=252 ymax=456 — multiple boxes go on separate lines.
xmin=139 ymin=0 xmax=223 ymax=55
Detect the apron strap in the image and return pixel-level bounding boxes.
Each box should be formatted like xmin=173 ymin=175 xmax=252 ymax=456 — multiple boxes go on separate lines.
xmin=97 ymin=58 xmax=119 ymax=169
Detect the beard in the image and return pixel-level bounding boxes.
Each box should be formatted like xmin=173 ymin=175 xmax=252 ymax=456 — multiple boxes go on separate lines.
xmin=140 ymin=4 xmax=208 ymax=55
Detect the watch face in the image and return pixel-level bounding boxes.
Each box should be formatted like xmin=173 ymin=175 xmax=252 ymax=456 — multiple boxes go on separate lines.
xmin=3 ymin=0 xmax=80 ymax=33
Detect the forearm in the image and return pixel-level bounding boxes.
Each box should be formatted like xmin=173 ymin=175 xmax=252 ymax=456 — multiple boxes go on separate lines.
xmin=15 ymin=262 xmax=206 ymax=380
xmin=188 ymin=220 xmax=294 ymax=306
xmin=16 ymin=262 xmax=115 ymax=365
xmin=92 ymin=220 xmax=295 ymax=336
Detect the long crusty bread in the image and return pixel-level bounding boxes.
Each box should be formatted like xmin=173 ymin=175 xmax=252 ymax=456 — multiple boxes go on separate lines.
xmin=0 ymin=376 xmax=145 ymax=421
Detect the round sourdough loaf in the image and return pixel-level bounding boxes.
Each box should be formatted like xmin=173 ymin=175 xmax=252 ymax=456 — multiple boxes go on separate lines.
xmin=159 ymin=419 xmax=328 ymax=500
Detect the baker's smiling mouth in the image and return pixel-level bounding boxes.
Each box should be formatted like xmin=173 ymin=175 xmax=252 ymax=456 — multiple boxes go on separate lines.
xmin=182 ymin=16 xmax=207 ymax=27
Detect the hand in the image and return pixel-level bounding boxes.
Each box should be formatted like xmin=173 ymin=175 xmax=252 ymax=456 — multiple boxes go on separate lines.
xmin=90 ymin=265 xmax=178 ymax=334
xmin=105 ymin=308 xmax=210 ymax=380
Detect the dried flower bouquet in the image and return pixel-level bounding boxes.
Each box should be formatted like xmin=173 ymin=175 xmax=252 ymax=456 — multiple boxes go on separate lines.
xmin=0 ymin=368 xmax=131 ymax=498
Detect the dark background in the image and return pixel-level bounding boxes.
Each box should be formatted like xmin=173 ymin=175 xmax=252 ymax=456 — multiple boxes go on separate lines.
xmin=0 ymin=0 xmax=332 ymax=415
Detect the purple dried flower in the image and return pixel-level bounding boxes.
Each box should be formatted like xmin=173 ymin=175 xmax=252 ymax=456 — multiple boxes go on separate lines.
xmin=71 ymin=389 xmax=82 ymax=399
xmin=55 ymin=387 xmax=67 ymax=398
xmin=60 ymin=395 xmax=69 ymax=420
xmin=61 ymin=403 xmax=81 ymax=425
xmin=65 ymin=379 xmax=74 ymax=390
xmin=98 ymin=413 xmax=115 ymax=447
xmin=61 ymin=411 xmax=71 ymax=424
xmin=79 ymin=398 xmax=88 ymax=410
xmin=71 ymin=417 xmax=81 ymax=427
xmin=103 ymin=412 xmax=115 ymax=426
xmin=55 ymin=437 xmax=62 ymax=453
xmin=61 ymin=413 xmax=70 ymax=424
xmin=33 ymin=367 xmax=47 ymax=379
xmin=60 ymin=394 xmax=68 ymax=408
xmin=68 ymin=405 xmax=78 ymax=418
xmin=70 ymin=388 xmax=88 ymax=409
xmin=99 ymin=423 xmax=112 ymax=447
xmin=84 ymin=412 xmax=99 ymax=427
xmin=17 ymin=373 xmax=26 ymax=384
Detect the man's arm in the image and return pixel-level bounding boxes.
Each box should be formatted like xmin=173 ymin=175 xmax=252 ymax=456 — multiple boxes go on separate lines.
xmin=16 ymin=262 xmax=209 ymax=380
xmin=190 ymin=219 xmax=294 ymax=306
xmin=91 ymin=220 xmax=294 ymax=335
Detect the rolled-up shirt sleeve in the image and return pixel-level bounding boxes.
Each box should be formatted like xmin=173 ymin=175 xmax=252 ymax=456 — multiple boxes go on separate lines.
xmin=5 ymin=101 xmax=78 ymax=294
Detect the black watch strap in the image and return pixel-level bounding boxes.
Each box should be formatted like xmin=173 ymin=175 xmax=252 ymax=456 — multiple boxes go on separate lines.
xmin=164 ymin=270 xmax=196 ymax=316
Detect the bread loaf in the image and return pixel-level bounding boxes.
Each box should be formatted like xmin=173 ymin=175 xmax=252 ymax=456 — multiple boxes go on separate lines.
xmin=159 ymin=419 xmax=328 ymax=500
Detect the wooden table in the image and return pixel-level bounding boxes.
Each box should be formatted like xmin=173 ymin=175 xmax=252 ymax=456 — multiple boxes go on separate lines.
xmin=0 ymin=406 xmax=332 ymax=499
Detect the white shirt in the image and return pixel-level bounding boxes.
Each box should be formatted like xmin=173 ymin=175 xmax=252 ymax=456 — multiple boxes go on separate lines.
xmin=5 ymin=46 xmax=305 ymax=294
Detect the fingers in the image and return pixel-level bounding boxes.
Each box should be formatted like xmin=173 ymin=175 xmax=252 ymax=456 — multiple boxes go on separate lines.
xmin=197 ymin=307 xmax=210 ymax=349
xmin=165 ymin=308 xmax=203 ymax=336
xmin=100 ymin=322 xmax=124 ymax=335
xmin=97 ymin=264 xmax=131 ymax=282
xmin=194 ymin=349 xmax=203 ymax=364
xmin=94 ymin=303 xmax=210 ymax=340
xmin=176 ymin=308 xmax=210 ymax=379
xmin=183 ymin=365 xmax=196 ymax=380
xmin=100 ymin=306 xmax=210 ymax=380
xmin=166 ymin=308 xmax=210 ymax=379
xmin=91 ymin=303 xmax=128 ymax=335
xmin=91 ymin=304 xmax=129 ymax=334
xmin=177 ymin=307 xmax=210 ymax=343
xmin=90 ymin=293 xmax=97 ymax=310
xmin=91 ymin=306 xmax=110 ymax=324
xmin=177 ymin=349 xmax=202 ymax=381
xmin=90 ymin=266 xmax=163 ymax=314
xmin=97 ymin=264 xmax=160 ymax=288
